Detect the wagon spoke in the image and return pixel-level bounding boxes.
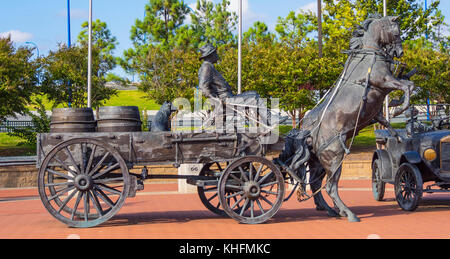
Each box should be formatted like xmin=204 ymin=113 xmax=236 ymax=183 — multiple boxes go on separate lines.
xmin=239 ymin=198 xmax=249 ymax=216
xmin=260 ymin=181 xmax=278 ymax=188
xmin=86 ymin=144 xmax=97 ymax=174
xmin=71 ymin=191 xmax=83 ymax=220
xmin=52 ymin=156 xmax=78 ymax=176
xmin=97 ymin=184 xmax=122 ymax=196
xmin=260 ymin=195 xmax=273 ymax=206
xmin=250 ymin=200 xmax=255 ymax=218
xmin=93 ymin=188 xmax=115 ymax=208
xmin=225 ymin=191 xmax=244 ymax=199
xmin=91 ymin=163 xmax=120 ymax=180
xmin=258 ymin=171 xmax=274 ymax=184
xmin=249 ymin=163 xmax=254 ymax=181
xmin=46 ymin=168 xmax=73 ymax=180
xmin=57 ymin=189 xmax=78 ymax=213
xmin=206 ymin=192 xmax=218 ymax=202
xmin=256 ymin=199 xmax=265 ymax=214
xmin=229 ymin=173 xmax=243 ymax=184
xmin=225 ymin=184 xmax=243 ymax=191
xmin=80 ymin=143 xmax=86 ymax=174
xmin=230 ymin=195 xmax=246 ymax=210
xmin=261 ymin=189 xmax=278 ymax=195
xmin=238 ymin=166 xmax=249 ymax=182
xmin=47 ymin=185 xmax=75 ymax=201
xmin=64 ymin=147 xmax=81 ymax=175
xmin=84 ymin=191 xmax=90 ymax=221
xmin=87 ymin=193 xmax=103 ymax=218
xmin=88 ymin=152 xmax=111 ymax=176
xmin=45 ymin=181 xmax=73 ymax=187
xmin=254 ymin=164 xmax=264 ymax=182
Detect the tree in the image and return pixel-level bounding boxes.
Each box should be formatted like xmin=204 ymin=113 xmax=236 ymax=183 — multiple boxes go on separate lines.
xmin=190 ymin=0 xmax=237 ymax=47
xmin=78 ymin=19 xmax=118 ymax=70
xmin=7 ymin=98 xmax=50 ymax=147
xmin=0 ymin=37 xmax=39 ymax=121
xmin=137 ymin=45 xmax=200 ymax=104
xmin=353 ymin=0 xmax=446 ymax=42
xmin=119 ymin=0 xmax=192 ymax=103
xmin=400 ymin=38 xmax=449 ymax=104
xmin=40 ymin=20 xmax=118 ymax=108
xmin=129 ymin=0 xmax=189 ymax=49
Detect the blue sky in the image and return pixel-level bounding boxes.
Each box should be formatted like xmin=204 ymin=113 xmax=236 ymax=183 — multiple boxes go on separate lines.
xmin=1 ymin=0 xmax=448 ymax=78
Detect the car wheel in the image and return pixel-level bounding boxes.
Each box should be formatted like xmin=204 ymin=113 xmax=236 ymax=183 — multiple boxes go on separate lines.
xmin=394 ymin=163 xmax=423 ymax=211
xmin=372 ymin=159 xmax=386 ymax=201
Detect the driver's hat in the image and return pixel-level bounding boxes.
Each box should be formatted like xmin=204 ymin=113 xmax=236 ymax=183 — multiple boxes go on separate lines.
xmin=199 ymin=43 xmax=217 ymax=60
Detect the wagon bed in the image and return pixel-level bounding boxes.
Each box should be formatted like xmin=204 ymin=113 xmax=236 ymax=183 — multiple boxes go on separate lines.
xmin=37 ymin=131 xmax=263 ymax=168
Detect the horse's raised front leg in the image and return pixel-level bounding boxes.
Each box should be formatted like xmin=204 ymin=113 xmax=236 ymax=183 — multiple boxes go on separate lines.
xmin=378 ymin=76 xmax=415 ymax=117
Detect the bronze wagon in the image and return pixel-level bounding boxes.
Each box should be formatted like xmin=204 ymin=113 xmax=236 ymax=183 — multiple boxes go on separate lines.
xmin=36 ymin=107 xmax=287 ymax=228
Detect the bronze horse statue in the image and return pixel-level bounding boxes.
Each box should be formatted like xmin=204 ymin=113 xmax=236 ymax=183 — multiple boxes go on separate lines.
xmin=298 ymin=15 xmax=415 ymax=222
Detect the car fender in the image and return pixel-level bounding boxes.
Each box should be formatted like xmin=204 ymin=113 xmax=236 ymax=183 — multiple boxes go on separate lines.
xmin=400 ymin=151 xmax=422 ymax=165
xmin=372 ymin=149 xmax=393 ymax=181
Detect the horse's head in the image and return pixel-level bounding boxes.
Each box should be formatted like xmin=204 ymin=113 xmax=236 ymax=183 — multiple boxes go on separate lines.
xmin=362 ymin=15 xmax=403 ymax=58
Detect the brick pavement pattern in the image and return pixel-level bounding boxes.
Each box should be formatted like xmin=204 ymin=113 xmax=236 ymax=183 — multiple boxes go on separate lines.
xmin=0 ymin=180 xmax=449 ymax=239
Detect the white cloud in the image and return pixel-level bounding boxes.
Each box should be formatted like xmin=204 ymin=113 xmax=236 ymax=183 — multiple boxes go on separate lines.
xmin=296 ymin=2 xmax=317 ymax=15
xmin=0 ymin=30 xmax=33 ymax=42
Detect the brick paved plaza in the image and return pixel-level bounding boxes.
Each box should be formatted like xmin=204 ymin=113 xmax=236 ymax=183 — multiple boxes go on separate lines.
xmin=0 ymin=180 xmax=449 ymax=239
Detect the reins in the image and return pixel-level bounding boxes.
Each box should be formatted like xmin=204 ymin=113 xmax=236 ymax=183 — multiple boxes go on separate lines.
xmin=285 ymin=48 xmax=390 ymax=202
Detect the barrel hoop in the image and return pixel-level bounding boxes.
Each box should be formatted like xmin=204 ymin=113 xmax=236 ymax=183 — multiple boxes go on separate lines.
xmin=50 ymin=121 xmax=97 ymax=125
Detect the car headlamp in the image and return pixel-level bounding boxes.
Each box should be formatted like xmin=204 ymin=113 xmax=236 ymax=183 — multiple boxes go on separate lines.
xmin=423 ymin=148 xmax=437 ymax=162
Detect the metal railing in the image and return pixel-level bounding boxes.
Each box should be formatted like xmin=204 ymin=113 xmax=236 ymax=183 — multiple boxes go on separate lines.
xmin=0 ymin=121 xmax=35 ymax=133
xmin=0 ymin=156 xmax=37 ymax=167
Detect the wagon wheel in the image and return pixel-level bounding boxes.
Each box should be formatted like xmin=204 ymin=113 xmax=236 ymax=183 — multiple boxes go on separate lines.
xmin=394 ymin=163 xmax=423 ymax=211
xmin=197 ymin=162 xmax=244 ymax=216
xmin=218 ymin=156 xmax=285 ymax=224
xmin=371 ymin=159 xmax=386 ymax=201
xmin=38 ymin=138 xmax=130 ymax=228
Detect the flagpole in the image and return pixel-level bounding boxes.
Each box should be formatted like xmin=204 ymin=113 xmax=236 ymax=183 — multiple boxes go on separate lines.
xmin=68 ymin=0 xmax=72 ymax=108
xmin=384 ymin=0 xmax=389 ymax=122
xmin=87 ymin=0 xmax=93 ymax=108
xmin=238 ymin=0 xmax=242 ymax=94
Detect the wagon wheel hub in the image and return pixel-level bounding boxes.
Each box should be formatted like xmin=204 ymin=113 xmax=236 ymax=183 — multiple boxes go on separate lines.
xmin=74 ymin=174 xmax=93 ymax=191
xmin=243 ymin=181 xmax=261 ymax=200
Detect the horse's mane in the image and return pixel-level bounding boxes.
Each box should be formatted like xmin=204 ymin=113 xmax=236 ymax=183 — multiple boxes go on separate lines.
xmin=349 ymin=13 xmax=383 ymax=50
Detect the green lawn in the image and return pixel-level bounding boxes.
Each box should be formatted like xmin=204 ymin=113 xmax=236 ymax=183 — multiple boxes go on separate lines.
xmin=103 ymin=90 xmax=161 ymax=111
xmin=0 ymin=133 xmax=35 ymax=156
xmin=29 ymin=90 xmax=161 ymax=112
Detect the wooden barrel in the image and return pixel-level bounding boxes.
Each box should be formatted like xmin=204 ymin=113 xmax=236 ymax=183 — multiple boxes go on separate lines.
xmin=50 ymin=108 xmax=96 ymax=133
xmin=97 ymin=106 xmax=142 ymax=132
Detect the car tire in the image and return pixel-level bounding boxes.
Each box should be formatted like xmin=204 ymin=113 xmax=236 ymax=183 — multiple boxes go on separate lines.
xmin=372 ymin=159 xmax=386 ymax=201
xmin=394 ymin=163 xmax=423 ymax=211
